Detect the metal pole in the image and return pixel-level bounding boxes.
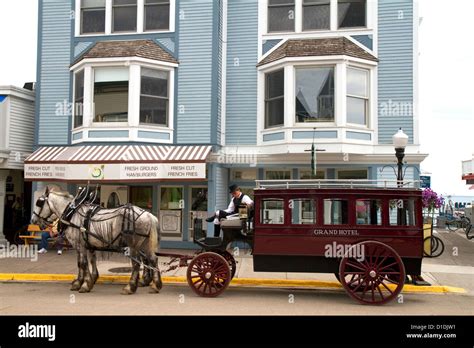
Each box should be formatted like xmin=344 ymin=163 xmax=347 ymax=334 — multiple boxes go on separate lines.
xmin=396 ymin=148 xmax=406 ymax=225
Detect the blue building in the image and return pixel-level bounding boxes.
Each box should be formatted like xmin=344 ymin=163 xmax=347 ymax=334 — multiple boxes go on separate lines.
xmin=27 ymin=0 xmax=427 ymax=248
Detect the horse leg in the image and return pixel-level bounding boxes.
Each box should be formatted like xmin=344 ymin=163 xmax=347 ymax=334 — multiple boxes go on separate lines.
xmin=138 ymin=256 xmax=152 ymax=287
xmin=78 ymin=250 xmax=93 ymax=293
xmin=88 ymin=250 xmax=99 ymax=285
xmin=149 ymin=255 xmax=162 ymax=294
xmin=122 ymin=251 xmax=140 ymax=295
xmin=71 ymin=251 xmax=84 ymax=291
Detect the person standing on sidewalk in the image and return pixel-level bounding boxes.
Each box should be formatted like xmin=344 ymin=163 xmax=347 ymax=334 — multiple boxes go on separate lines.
xmin=38 ymin=220 xmax=63 ymax=255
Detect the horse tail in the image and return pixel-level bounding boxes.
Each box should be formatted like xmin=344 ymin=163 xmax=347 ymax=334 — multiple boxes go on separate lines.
xmin=149 ymin=214 xmax=160 ymax=254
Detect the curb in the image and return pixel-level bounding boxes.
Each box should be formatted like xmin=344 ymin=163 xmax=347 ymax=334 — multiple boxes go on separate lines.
xmin=0 ymin=273 xmax=466 ymax=294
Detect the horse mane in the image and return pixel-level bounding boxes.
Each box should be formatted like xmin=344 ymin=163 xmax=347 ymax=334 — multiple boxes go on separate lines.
xmin=49 ymin=190 xmax=74 ymax=199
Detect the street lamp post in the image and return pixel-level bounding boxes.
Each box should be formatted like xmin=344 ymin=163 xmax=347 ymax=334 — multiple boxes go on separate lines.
xmin=392 ymin=128 xmax=409 ymax=188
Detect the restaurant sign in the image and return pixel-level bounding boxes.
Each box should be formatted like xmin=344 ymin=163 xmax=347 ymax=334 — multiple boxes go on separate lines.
xmin=25 ymin=163 xmax=206 ymax=181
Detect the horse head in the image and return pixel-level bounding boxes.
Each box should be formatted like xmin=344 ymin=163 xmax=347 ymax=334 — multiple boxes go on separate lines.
xmin=31 ymin=187 xmax=73 ymax=229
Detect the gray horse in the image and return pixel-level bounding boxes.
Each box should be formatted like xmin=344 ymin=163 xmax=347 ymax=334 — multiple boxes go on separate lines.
xmin=31 ymin=187 xmax=162 ymax=295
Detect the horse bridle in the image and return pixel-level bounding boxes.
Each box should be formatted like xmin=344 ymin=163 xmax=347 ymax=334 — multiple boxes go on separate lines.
xmin=33 ymin=195 xmax=57 ymax=226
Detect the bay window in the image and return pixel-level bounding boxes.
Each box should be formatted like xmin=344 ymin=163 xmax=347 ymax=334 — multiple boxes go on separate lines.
xmin=268 ymin=0 xmax=295 ymax=33
xmin=81 ymin=0 xmax=106 ymax=34
xmin=265 ymin=69 xmax=285 ymax=128
xmin=295 ymin=67 xmax=335 ymax=123
xmin=347 ymin=67 xmax=369 ymax=125
xmin=140 ymin=68 xmax=169 ymax=126
xmin=93 ymin=67 xmax=129 ymax=123
xmin=113 ymin=0 xmax=138 ymax=33
xmin=303 ymin=0 xmax=331 ymax=31
xmin=338 ymin=0 xmax=366 ymax=28
xmin=145 ymin=0 xmax=170 ymax=31
xmin=74 ymin=70 xmax=85 ymax=128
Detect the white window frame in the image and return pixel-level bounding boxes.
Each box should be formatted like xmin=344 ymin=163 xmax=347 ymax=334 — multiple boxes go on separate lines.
xmin=257 ymin=53 xmax=377 ymax=146
xmin=70 ymin=57 xmax=177 ymax=144
xmin=346 ymin=65 xmax=370 ymax=127
xmin=75 ymin=0 xmax=175 ymax=36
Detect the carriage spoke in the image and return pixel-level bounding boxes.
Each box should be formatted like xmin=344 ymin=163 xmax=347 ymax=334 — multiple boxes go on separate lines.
xmin=346 ymin=261 xmax=367 ymax=272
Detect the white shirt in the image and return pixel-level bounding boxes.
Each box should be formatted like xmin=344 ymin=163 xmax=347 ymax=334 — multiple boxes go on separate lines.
xmin=224 ymin=192 xmax=254 ymax=214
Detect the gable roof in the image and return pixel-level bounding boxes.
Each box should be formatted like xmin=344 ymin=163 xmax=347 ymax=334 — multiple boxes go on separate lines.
xmin=258 ymin=37 xmax=378 ymax=67
xmin=74 ymin=40 xmax=178 ymax=65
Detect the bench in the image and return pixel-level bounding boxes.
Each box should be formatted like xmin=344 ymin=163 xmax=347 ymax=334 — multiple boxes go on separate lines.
xmin=19 ymin=225 xmax=47 ymax=246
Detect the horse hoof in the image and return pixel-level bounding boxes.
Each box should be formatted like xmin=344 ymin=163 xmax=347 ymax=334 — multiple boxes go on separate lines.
xmin=78 ymin=287 xmax=90 ymax=293
xmin=121 ymin=286 xmax=136 ymax=295
xmin=71 ymin=281 xmax=81 ymax=291
xmin=149 ymin=284 xmax=161 ymax=293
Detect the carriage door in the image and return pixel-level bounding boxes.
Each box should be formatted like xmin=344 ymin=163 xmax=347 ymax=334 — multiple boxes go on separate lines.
xmin=160 ymin=187 xmax=183 ymax=240
xmin=189 ymin=187 xmax=208 ymax=241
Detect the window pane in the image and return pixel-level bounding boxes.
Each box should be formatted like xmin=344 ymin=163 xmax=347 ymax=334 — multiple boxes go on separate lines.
xmin=265 ymin=98 xmax=284 ymax=128
xmin=337 ymin=170 xmax=367 ymax=179
xmin=130 ymin=186 xmax=153 ymax=211
xmin=266 ymin=70 xmax=284 ymax=99
xmin=113 ymin=1 xmax=137 ymax=32
xmin=389 ymin=199 xmax=416 ymax=226
xmin=232 ymin=169 xmax=258 ymax=181
xmin=82 ymin=0 xmax=105 ymax=8
xmin=324 ymin=199 xmax=349 ymax=225
xmin=160 ymin=187 xmax=183 ymax=210
xmin=303 ymin=4 xmax=330 ymax=30
xmin=268 ymin=6 xmax=295 ymax=32
xmin=338 ymin=0 xmax=366 ymax=28
xmin=140 ymin=96 xmax=167 ymax=125
xmin=74 ymin=71 xmax=84 ymax=128
xmin=94 ymin=81 xmax=129 ymax=123
xmin=191 ymin=188 xmax=208 ymax=211
xmin=141 ymin=69 xmax=168 ymax=97
xmin=299 ymin=170 xmax=325 ymax=179
xmin=115 ymin=0 xmax=136 ymax=4
xmin=356 ymin=199 xmax=382 ymax=225
xmin=265 ymin=170 xmax=291 ymax=180
xmin=295 ymin=67 xmax=334 ymax=122
xmin=291 ymin=199 xmax=316 ymax=224
xmin=82 ymin=8 xmax=105 ymax=34
xmin=261 ymin=200 xmax=285 ymax=224
xmin=347 ymin=68 xmax=368 ymax=97
xmin=347 ymin=97 xmax=367 ymax=125
xmin=145 ymin=4 xmax=170 ymax=30
xmin=95 ymin=67 xmax=129 ymax=82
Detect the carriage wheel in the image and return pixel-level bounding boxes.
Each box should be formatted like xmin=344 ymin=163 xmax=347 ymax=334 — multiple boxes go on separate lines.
xmin=339 ymin=241 xmax=405 ymax=305
xmin=423 ymin=236 xmax=445 ymax=258
xmin=187 ymin=252 xmax=231 ymax=298
xmin=216 ymin=250 xmax=237 ymax=279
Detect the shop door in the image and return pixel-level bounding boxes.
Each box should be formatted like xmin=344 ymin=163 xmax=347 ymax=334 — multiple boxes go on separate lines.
xmin=189 ymin=187 xmax=208 ymax=240
xmin=130 ymin=186 xmax=153 ymax=212
xmin=160 ymin=187 xmax=183 ymax=239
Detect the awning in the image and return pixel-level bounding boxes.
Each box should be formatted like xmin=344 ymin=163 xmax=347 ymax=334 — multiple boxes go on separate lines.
xmin=25 ymin=145 xmax=212 ymax=182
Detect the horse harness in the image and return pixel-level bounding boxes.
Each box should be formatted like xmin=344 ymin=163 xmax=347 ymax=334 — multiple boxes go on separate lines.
xmin=60 ymin=201 xmax=149 ymax=252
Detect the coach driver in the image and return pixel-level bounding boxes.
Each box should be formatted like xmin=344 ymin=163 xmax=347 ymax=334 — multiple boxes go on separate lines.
xmin=206 ymin=184 xmax=254 ymax=237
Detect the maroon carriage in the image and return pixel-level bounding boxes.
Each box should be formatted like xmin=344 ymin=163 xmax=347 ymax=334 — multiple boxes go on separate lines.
xmin=187 ymin=179 xmax=424 ymax=305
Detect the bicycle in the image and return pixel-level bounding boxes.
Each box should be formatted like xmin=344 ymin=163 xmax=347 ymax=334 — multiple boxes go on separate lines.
xmin=446 ymin=215 xmax=471 ymax=233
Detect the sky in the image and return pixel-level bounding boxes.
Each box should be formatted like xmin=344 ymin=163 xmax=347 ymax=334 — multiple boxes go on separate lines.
xmin=0 ymin=0 xmax=472 ymax=196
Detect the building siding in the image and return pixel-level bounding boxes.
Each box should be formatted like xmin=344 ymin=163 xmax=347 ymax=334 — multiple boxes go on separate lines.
xmin=36 ymin=0 xmax=73 ymax=145
xmin=7 ymin=96 xmax=35 ymax=169
xmin=225 ymin=0 xmax=258 ymax=145
xmin=176 ymin=0 xmax=214 ymax=144
xmin=378 ymin=0 xmax=414 ymax=144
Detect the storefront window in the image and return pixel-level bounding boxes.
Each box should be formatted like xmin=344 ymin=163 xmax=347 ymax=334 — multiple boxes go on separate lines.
xmin=299 ymin=170 xmax=325 ymax=180
xmin=265 ymin=170 xmax=291 ymax=180
xmin=160 ymin=187 xmax=183 ymax=210
xmin=130 ymin=186 xmax=153 ymax=211
xmin=191 ymin=188 xmax=207 ymax=211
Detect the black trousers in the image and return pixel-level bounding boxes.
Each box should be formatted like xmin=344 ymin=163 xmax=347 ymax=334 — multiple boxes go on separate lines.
xmin=213 ymin=210 xmax=232 ymax=237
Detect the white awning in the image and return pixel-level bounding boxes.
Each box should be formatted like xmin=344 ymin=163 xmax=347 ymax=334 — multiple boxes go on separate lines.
xmin=25 ymin=145 xmax=212 ymax=182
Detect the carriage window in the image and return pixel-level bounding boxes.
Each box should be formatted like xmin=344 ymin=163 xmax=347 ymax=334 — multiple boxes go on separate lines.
xmin=324 ymin=199 xmax=348 ymax=225
xmin=291 ymin=199 xmax=316 ymax=224
xmin=356 ymin=199 xmax=382 ymax=225
xmin=389 ymin=199 xmax=416 ymax=226
xmin=261 ymin=199 xmax=284 ymax=224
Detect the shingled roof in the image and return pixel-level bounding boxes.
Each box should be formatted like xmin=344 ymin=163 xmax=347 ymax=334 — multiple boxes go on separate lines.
xmin=74 ymin=40 xmax=178 ymax=65
xmin=258 ymin=37 xmax=378 ymax=67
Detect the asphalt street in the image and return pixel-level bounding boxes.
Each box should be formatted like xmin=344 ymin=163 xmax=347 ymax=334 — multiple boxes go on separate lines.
xmin=0 ymin=281 xmax=473 ymax=315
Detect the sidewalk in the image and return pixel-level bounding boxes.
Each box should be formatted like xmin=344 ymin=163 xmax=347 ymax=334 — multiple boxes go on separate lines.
xmin=0 ymin=243 xmax=467 ymax=294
